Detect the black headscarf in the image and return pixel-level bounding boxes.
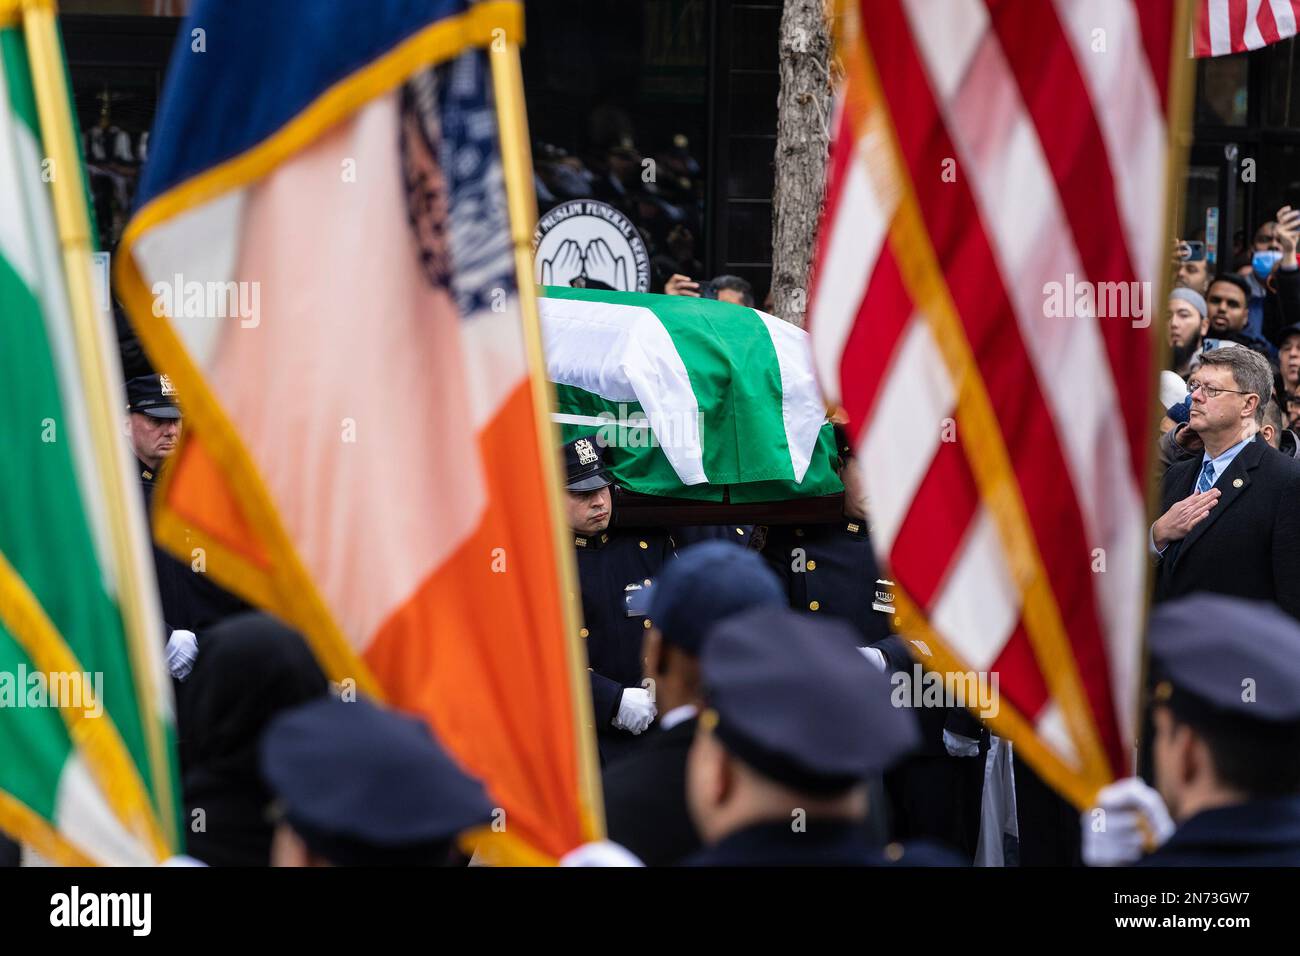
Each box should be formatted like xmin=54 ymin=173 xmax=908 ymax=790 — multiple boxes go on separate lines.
xmin=176 ymin=612 xmax=327 ymax=866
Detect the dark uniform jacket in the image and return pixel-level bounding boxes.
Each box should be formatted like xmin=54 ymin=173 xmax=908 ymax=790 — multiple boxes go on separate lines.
xmin=1138 ymin=796 xmax=1300 ymax=866
xmin=1259 ymin=265 xmax=1300 ymax=347
xmin=138 ymin=459 xmax=248 ymax=633
xmin=1154 ymin=438 xmax=1300 ymax=620
xmin=602 ymin=714 xmax=699 ymax=866
xmin=573 ymin=529 xmax=675 ymax=762
xmin=872 ymin=634 xmax=988 ymax=860
xmin=682 ymin=819 xmax=962 ymax=867
xmin=753 ymin=520 xmax=892 ymax=645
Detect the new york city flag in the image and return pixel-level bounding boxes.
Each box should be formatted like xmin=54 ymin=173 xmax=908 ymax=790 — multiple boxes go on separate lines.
xmin=116 ymin=0 xmax=602 ymax=863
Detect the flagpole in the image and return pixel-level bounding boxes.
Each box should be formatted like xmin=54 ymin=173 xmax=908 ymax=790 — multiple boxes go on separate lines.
xmin=20 ymin=0 xmax=177 ymax=855
xmin=1136 ymin=0 xmax=1199 ymax=773
xmin=489 ymin=39 xmax=607 ymax=845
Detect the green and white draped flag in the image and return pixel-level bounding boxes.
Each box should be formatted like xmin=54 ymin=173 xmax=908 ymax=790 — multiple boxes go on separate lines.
xmin=540 ymin=286 xmax=842 ymax=502
xmin=0 ymin=21 xmax=177 ymax=865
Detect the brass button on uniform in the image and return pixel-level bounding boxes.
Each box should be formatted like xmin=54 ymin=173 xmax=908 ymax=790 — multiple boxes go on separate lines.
xmin=806 ymin=560 xmax=817 ymax=571
xmin=643 ymin=618 xmax=652 ymax=629
xmin=579 ymin=627 xmax=589 ymax=639
xmin=809 ymin=600 xmax=820 ymax=611
xmin=884 ymin=842 xmax=904 ymax=862
xmin=735 ymin=527 xmax=745 ymax=536
xmin=639 ymin=540 xmax=648 ymax=549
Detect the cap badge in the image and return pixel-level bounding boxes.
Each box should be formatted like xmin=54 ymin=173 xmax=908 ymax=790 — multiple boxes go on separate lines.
xmin=574 ymin=437 xmax=599 ymax=466
xmin=159 ymin=374 xmax=177 ymax=396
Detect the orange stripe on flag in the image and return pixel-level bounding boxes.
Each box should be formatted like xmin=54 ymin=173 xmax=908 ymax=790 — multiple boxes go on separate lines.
xmin=363 ymin=383 xmax=592 ymax=861
xmin=164 ymin=436 xmax=271 ymax=570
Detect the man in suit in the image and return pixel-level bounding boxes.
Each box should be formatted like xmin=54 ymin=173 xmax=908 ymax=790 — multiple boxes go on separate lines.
xmin=602 ymin=542 xmax=785 ymax=865
xmin=1151 ymin=346 xmax=1300 ymax=620
xmin=1083 ymin=595 xmax=1300 ymax=866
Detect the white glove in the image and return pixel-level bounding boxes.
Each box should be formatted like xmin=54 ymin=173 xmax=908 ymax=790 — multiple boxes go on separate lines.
xmin=166 ymin=629 xmax=198 ymax=681
xmin=1081 ymin=776 xmax=1175 ymax=867
xmin=613 ymin=688 xmax=656 ymax=734
xmin=856 ymin=646 xmax=888 ymax=671
xmin=942 ymin=729 xmax=981 ymax=757
xmin=559 ymin=840 xmax=645 ymax=867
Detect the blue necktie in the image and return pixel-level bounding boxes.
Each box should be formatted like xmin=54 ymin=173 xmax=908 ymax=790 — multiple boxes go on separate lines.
xmin=1196 ymin=459 xmax=1215 ymax=494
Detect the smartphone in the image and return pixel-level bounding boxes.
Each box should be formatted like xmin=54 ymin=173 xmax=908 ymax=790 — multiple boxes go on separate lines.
xmin=696 ymin=279 xmax=718 ymax=300
xmin=1180 ymin=241 xmax=1206 ymax=262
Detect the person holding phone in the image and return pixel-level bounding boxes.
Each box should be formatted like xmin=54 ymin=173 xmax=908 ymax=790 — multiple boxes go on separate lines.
xmin=1239 ymin=205 xmax=1300 ymax=346
xmin=1175 ymin=240 xmax=1210 ymax=295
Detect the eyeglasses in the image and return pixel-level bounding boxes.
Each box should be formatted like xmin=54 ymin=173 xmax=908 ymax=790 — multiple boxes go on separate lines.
xmin=1187 ymin=381 xmax=1250 ymax=400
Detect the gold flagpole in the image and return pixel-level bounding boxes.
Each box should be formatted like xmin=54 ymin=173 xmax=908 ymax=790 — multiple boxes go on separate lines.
xmin=1135 ymin=0 xmax=1199 ymax=773
xmin=489 ymin=38 xmax=607 ymax=846
xmin=20 ymin=0 xmax=177 ymax=855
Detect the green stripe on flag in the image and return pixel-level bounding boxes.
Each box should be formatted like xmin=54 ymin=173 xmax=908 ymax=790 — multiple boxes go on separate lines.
xmin=0 ymin=22 xmax=176 ymax=863
xmin=542 ymin=286 xmax=843 ymax=502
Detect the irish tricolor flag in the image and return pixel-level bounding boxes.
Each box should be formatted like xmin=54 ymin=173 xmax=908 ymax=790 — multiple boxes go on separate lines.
xmin=540 ymin=286 xmax=842 ymax=502
xmin=0 ymin=18 xmax=178 ymax=864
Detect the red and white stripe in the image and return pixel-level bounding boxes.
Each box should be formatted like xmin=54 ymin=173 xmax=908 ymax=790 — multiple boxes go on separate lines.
xmin=1195 ymin=0 xmax=1300 ymax=57
xmin=808 ymin=0 xmax=1177 ymax=786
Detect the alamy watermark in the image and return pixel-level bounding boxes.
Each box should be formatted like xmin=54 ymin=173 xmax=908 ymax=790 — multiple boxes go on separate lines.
xmin=1042 ymin=273 xmax=1152 ymax=329
xmin=890 ymin=664 xmax=999 ymax=719
xmin=0 ymin=666 xmax=103 ymax=718
xmin=151 ymin=273 xmax=260 ymax=328
xmin=573 ymin=404 xmax=704 ymax=451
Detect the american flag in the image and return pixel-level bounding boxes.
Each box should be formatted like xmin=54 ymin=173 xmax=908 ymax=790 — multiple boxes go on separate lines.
xmin=1195 ymin=0 xmax=1300 ymax=57
xmin=807 ymin=0 xmax=1186 ymax=807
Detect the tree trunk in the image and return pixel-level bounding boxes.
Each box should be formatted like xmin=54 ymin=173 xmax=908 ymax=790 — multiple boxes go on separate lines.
xmin=771 ymin=0 xmax=832 ymax=327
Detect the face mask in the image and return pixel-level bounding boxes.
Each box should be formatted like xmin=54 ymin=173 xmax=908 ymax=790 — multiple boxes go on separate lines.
xmin=1253 ymin=249 xmax=1282 ymax=278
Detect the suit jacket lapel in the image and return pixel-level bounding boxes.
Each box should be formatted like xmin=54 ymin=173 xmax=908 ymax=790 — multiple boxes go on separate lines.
xmin=1174 ymin=439 xmax=1262 ymax=566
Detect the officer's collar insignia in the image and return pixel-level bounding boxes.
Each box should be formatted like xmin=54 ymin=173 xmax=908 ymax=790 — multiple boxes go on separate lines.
xmin=574 ymin=535 xmax=587 ymax=548
xmin=600 ymin=533 xmax=608 ymax=544
xmin=574 ymin=437 xmax=598 ymax=466
xmin=846 ymin=521 xmax=862 ymax=534
xmin=142 ymin=469 xmax=153 ymax=481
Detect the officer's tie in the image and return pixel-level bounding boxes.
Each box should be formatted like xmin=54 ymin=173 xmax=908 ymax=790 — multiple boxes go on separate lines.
xmin=1195 ymin=459 xmax=1215 ymax=494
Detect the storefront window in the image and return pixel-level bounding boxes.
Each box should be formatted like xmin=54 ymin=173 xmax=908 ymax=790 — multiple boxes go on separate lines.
xmin=1255 ymin=142 xmax=1300 ymax=230
xmin=523 ymin=0 xmax=709 ymax=293
xmin=1263 ymin=36 xmax=1300 ymax=127
xmin=1195 ymin=54 xmax=1249 ymax=127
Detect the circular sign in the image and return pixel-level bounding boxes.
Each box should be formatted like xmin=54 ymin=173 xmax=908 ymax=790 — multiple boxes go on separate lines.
xmin=533 ymin=199 xmax=650 ymax=292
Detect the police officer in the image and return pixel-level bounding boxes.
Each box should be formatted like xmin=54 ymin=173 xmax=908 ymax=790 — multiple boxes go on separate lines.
xmin=126 ymin=373 xmax=182 ymax=504
xmin=260 ymin=696 xmax=493 ymax=866
xmin=562 ymin=435 xmax=674 ymax=766
xmin=752 ymin=433 xmax=893 ymax=645
xmin=1083 ymin=594 xmax=1300 ymax=866
xmin=603 ymin=542 xmax=786 ymax=865
xmin=682 ymin=606 xmax=960 ymax=866
xmin=126 ymin=374 xmax=246 ymax=649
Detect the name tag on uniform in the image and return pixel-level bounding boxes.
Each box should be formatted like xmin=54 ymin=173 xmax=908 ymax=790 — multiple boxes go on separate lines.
xmin=872 ymin=579 xmax=896 ymax=614
xmin=624 ymin=582 xmax=646 ymax=618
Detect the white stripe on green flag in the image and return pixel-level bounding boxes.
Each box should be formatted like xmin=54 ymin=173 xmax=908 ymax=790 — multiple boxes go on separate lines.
xmin=0 ymin=23 xmax=176 ymax=865
xmin=540 ymin=285 xmax=842 ymax=503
